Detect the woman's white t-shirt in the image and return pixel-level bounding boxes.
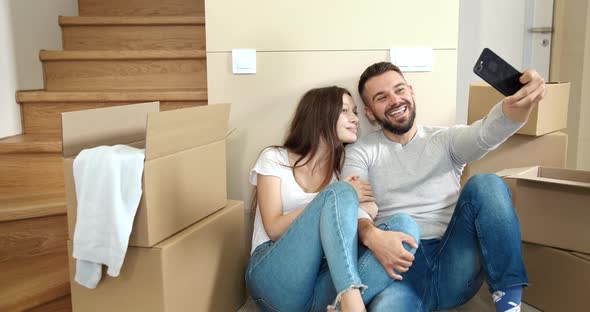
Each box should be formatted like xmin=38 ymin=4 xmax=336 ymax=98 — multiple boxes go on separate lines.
xmin=249 ymin=147 xmax=321 ymax=254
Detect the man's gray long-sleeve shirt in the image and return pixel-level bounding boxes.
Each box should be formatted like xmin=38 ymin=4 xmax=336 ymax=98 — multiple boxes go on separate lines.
xmin=343 ymin=102 xmax=523 ymax=239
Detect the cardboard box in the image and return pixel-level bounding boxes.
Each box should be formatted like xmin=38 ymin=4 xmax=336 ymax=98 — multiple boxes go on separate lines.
xmin=468 ymin=81 xmax=570 ymax=136
xmin=498 ymin=166 xmax=590 ymax=254
xmin=244 ymin=208 xmax=255 ymax=254
xmin=522 ymin=243 xmax=590 ymax=312
xmin=63 ymin=102 xmax=229 ymax=247
xmin=462 ymin=132 xmax=567 ymax=184
xmin=68 ymin=200 xmax=247 ymax=312
xmin=574 ymin=252 xmax=590 ymax=261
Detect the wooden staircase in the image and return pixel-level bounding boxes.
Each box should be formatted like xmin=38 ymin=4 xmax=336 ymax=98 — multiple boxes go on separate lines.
xmin=0 ymin=0 xmax=207 ymax=310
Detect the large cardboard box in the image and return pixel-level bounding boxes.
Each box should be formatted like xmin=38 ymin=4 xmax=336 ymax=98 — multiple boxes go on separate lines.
xmin=498 ymin=166 xmax=590 ymax=254
xmin=63 ymin=102 xmax=229 ymax=247
xmin=462 ymin=132 xmax=567 ymax=184
xmin=468 ymin=81 xmax=570 ymax=136
xmin=68 ymin=200 xmax=247 ymax=312
xmin=522 ymin=243 xmax=590 ymax=312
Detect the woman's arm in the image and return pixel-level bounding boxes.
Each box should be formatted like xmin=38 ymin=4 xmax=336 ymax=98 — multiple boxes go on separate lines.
xmin=257 ymin=174 xmax=304 ymax=241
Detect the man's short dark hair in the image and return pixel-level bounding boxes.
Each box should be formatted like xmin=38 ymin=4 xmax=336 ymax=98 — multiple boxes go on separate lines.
xmin=358 ymin=62 xmax=404 ymax=103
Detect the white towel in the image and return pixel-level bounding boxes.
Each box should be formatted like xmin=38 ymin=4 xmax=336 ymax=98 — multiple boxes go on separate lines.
xmin=72 ymin=145 xmax=145 ymax=289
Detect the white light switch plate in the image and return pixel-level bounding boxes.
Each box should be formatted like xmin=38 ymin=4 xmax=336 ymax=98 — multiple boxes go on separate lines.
xmin=232 ymin=49 xmax=256 ymax=74
xmin=390 ymin=47 xmax=433 ymax=72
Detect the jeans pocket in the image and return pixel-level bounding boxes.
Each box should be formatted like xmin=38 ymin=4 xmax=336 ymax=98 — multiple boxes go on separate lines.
xmin=252 ymin=297 xmax=282 ymax=312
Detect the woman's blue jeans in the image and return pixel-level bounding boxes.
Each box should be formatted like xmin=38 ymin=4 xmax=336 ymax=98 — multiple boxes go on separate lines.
xmin=368 ymin=174 xmax=528 ymax=311
xmin=246 ymin=181 xmax=420 ymax=312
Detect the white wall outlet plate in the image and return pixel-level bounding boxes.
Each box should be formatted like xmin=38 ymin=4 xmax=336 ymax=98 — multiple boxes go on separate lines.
xmin=390 ymin=47 xmax=433 ymax=72
xmin=232 ymin=49 xmax=257 ymax=74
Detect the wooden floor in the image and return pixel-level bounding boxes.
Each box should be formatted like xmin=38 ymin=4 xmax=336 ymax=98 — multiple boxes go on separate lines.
xmin=237 ymin=291 xmax=542 ymax=312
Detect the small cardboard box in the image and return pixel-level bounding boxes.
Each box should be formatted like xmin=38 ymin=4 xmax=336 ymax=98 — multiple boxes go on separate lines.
xmin=63 ymin=102 xmax=229 ymax=247
xmin=468 ymin=81 xmax=570 ymax=136
xmin=461 ymin=132 xmax=567 ymax=184
xmin=522 ymin=242 xmax=590 ymax=312
xmin=68 ymin=200 xmax=247 ymax=312
xmin=498 ymin=166 xmax=590 ymax=254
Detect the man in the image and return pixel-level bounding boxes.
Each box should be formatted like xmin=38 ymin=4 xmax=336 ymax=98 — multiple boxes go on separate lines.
xmin=343 ymin=62 xmax=545 ymax=312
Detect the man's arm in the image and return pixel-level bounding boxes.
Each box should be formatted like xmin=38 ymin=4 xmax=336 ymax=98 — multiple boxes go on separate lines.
xmin=344 ymin=142 xmax=418 ymax=278
xmin=448 ymin=69 xmax=546 ymax=165
xmin=343 ymin=144 xmax=376 ymax=219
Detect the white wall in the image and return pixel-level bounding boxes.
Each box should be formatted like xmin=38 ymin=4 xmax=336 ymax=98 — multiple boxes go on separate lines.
xmin=206 ymin=0 xmax=459 ymax=205
xmin=0 ymin=1 xmax=21 ymax=138
xmin=0 ymin=0 xmax=78 ymax=138
xmin=456 ymin=0 xmax=526 ymax=124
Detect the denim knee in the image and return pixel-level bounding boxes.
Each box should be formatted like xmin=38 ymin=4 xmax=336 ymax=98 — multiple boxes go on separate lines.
xmin=325 ymin=181 xmax=358 ymax=201
xmin=461 ymin=173 xmax=516 ymax=221
xmin=382 ymin=213 xmax=420 ymax=248
xmin=463 ymin=173 xmax=509 ymax=196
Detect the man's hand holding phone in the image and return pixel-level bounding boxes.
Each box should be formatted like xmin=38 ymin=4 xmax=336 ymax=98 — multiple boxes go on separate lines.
xmin=503 ymin=69 xmax=546 ymax=124
xmin=473 ymin=48 xmax=546 ymax=124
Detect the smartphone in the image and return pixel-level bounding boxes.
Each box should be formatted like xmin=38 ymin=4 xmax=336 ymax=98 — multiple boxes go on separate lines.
xmin=473 ymin=48 xmax=524 ymax=97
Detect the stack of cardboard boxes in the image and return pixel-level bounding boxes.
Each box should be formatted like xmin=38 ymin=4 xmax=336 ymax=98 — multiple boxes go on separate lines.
xmin=62 ymin=102 xmax=247 ymax=311
xmin=462 ymin=80 xmax=570 ymax=184
xmin=498 ymin=166 xmax=590 ymax=312
xmin=466 ymin=82 xmax=590 ymax=311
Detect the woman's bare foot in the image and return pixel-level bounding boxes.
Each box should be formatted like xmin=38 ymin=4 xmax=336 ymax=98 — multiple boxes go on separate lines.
xmin=340 ymin=288 xmax=366 ymax=312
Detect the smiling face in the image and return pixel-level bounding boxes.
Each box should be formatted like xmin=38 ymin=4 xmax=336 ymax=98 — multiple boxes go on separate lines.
xmin=363 ymin=70 xmax=417 ymax=137
xmin=336 ymin=94 xmax=359 ymax=143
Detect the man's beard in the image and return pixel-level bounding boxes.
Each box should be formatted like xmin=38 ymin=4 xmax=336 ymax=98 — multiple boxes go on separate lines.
xmin=379 ymin=103 xmax=416 ymax=135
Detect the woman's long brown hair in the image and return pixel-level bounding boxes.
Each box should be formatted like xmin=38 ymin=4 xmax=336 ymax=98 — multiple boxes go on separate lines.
xmin=282 ymin=86 xmax=351 ymax=191
xmin=250 ymin=86 xmax=352 ymax=211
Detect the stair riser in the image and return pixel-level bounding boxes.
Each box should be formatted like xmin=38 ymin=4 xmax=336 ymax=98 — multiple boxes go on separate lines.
xmin=21 ymin=101 xmax=206 ymax=134
xmin=0 ymin=154 xmax=64 ymax=196
xmin=62 ymin=25 xmax=206 ymax=51
xmin=27 ymin=295 xmax=72 ymax=312
xmin=43 ymin=58 xmax=207 ymax=91
xmin=0 ymin=252 xmax=69 ymax=311
xmin=0 ymin=215 xmax=68 ymax=263
xmin=79 ymin=0 xmax=204 ymax=16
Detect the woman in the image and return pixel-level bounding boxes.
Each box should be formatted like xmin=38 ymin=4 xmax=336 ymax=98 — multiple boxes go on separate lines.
xmin=246 ymin=86 xmax=419 ymax=312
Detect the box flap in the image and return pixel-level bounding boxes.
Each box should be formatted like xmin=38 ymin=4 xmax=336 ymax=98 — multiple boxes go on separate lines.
xmin=538 ymin=167 xmax=590 ymax=183
xmin=496 ymin=166 xmax=539 ymax=178
xmin=517 ymin=176 xmax=590 ymax=188
xmin=514 ymin=167 xmax=590 ymax=189
xmin=144 ymin=104 xmax=230 ymax=160
xmin=61 ymin=102 xmax=159 ymax=157
xmin=573 ymin=252 xmax=590 ymax=261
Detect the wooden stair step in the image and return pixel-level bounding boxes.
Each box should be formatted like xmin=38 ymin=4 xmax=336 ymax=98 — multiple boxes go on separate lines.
xmin=0 ymin=153 xmax=64 ymax=196
xmin=0 ymin=133 xmax=62 ymax=154
xmin=60 ymin=16 xmax=206 ymax=51
xmin=59 ymin=15 xmax=206 ymax=26
xmin=79 ymin=0 xmax=204 ymax=17
xmin=26 ymin=295 xmax=72 ymax=312
xmin=0 ymin=192 xmax=66 ymax=223
xmin=0 ymin=213 xmax=68 ymax=263
xmin=41 ymin=50 xmax=207 ymax=91
xmin=17 ymin=90 xmax=207 ymax=134
xmin=0 ymin=252 xmax=70 ymax=312
xmin=40 ymin=49 xmax=206 ymax=60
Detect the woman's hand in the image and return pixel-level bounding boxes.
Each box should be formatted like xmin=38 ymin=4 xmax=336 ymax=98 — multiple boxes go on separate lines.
xmin=344 ymin=175 xmax=374 ymax=203
xmin=359 ymin=201 xmax=379 ymax=219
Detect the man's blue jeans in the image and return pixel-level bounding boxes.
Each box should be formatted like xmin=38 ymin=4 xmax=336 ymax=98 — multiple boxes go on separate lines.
xmin=246 ymin=181 xmax=421 ymax=312
xmin=368 ymin=174 xmax=528 ymax=311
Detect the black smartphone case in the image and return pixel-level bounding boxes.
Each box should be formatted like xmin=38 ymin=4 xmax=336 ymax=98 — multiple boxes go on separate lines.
xmin=473 ymin=48 xmax=524 ymax=97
